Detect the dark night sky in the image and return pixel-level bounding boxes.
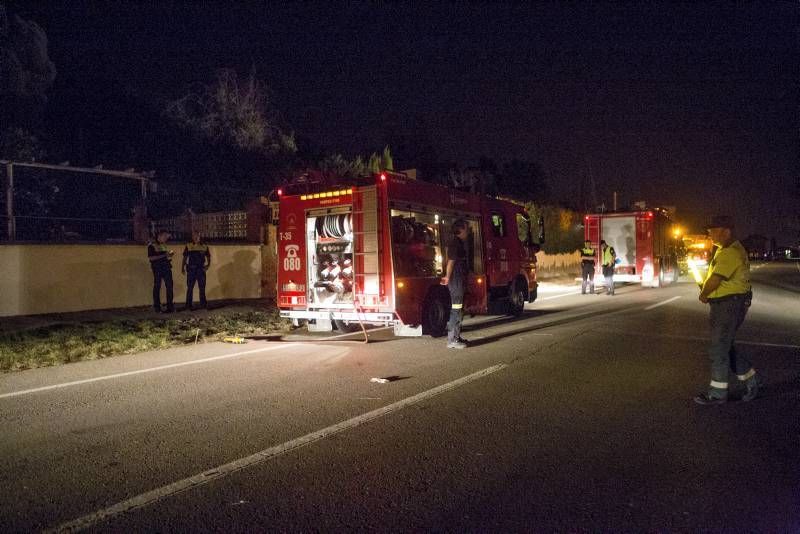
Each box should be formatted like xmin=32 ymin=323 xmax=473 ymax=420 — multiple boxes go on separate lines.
xmin=6 ymin=1 xmax=799 ymax=240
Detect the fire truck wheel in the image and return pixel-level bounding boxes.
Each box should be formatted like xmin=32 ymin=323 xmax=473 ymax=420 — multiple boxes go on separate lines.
xmin=422 ymin=287 xmax=450 ymax=337
xmin=509 ymin=278 xmax=527 ymax=316
xmin=657 ymin=259 xmax=665 ymax=287
xmin=334 ymin=319 xmax=363 ymax=333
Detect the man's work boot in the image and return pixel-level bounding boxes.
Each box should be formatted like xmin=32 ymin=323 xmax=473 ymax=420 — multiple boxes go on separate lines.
xmin=447 ymin=341 xmax=467 ymax=350
xmin=742 ymin=374 xmax=762 ymax=402
xmin=693 ymin=389 xmax=728 ymax=405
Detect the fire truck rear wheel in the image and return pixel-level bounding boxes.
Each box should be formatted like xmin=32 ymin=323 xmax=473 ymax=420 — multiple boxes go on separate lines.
xmin=422 ymin=287 xmax=450 ymax=337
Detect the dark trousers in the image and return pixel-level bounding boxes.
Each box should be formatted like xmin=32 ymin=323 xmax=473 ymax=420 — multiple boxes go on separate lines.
xmin=581 ymin=262 xmax=595 ymax=293
xmin=447 ymin=275 xmax=465 ymax=343
xmin=152 ymin=268 xmax=173 ymax=311
xmin=602 ymin=265 xmax=614 ymax=294
xmin=709 ymin=295 xmax=752 ymax=387
xmin=186 ymin=267 xmax=207 ymax=308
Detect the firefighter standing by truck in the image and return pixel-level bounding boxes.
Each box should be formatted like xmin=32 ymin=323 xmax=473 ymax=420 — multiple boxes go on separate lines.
xmin=694 ymin=215 xmax=761 ymax=405
xmin=182 ymin=230 xmax=211 ymax=311
xmin=580 ymin=239 xmax=596 ymax=294
xmin=440 ymin=219 xmax=470 ymax=349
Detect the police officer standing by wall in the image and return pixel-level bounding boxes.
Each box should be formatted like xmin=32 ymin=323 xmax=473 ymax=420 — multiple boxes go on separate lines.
xmin=182 ymin=230 xmax=211 ymax=311
xmin=441 ymin=219 xmax=470 ymax=349
xmin=580 ymin=239 xmax=596 ymax=294
xmin=147 ymin=230 xmax=174 ymax=313
xmin=600 ymin=240 xmax=616 ymax=295
xmin=694 ymin=215 xmax=761 ymax=405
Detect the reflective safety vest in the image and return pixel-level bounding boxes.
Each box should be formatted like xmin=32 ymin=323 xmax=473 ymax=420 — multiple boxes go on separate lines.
xmin=581 ymin=247 xmax=595 ymax=263
xmin=602 ymin=246 xmax=615 ymax=266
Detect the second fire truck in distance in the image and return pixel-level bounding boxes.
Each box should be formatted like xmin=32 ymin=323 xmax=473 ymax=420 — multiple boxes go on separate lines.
xmin=276 ymin=171 xmax=544 ymax=336
xmin=584 ymin=209 xmax=680 ymax=288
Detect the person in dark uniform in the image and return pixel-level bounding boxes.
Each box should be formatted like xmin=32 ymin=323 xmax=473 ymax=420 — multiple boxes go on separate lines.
xmin=147 ymin=230 xmax=174 ymax=313
xmin=440 ymin=219 xmax=470 ymax=349
xmin=182 ymin=230 xmax=211 ymax=310
xmin=580 ymin=239 xmax=596 ymax=294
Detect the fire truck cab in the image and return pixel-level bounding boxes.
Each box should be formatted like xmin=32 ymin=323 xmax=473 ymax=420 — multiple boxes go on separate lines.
xmin=276 ymin=171 xmax=542 ymax=336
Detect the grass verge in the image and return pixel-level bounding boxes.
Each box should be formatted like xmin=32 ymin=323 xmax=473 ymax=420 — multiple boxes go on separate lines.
xmin=0 ymin=308 xmax=291 ymax=373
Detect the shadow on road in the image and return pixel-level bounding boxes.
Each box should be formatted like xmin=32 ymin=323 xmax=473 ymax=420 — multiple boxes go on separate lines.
xmin=464 ymin=306 xmax=624 ymax=347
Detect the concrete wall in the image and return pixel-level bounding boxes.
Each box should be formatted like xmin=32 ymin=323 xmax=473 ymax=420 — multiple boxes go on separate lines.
xmin=0 ymin=244 xmax=264 ymax=317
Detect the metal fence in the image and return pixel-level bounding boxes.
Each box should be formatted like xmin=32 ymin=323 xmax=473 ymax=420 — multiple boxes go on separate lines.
xmin=152 ymin=210 xmax=249 ymax=243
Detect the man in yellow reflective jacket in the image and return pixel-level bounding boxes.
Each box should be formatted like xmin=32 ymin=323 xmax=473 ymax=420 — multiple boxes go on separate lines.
xmin=182 ymin=231 xmax=211 ymax=310
xmin=694 ymin=215 xmax=761 ymax=405
xmin=600 ymin=240 xmax=616 ymax=295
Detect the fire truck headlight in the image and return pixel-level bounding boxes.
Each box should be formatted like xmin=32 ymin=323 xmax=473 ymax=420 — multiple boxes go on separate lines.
xmin=476 ymin=277 xmax=483 ymax=285
xmin=396 ymin=281 xmax=405 ymax=289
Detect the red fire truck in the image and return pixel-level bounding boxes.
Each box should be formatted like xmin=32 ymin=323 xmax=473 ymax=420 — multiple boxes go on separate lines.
xmin=276 ymin=171 xmax=543 ymax=336
xmin=584 ymin=209 xmax=679 ymax=287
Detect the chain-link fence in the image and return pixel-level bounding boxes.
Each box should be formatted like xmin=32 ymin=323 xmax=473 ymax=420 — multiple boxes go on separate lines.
xmin=1 ymin=162 xmax=270 ymax=244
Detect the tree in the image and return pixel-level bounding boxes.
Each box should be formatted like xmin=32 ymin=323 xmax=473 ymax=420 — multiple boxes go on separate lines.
xmin=0 ymin=5 xmax=55 ymax=160
xmin=527 ymin=202 xmax=583 ymax=254
xmin=497 ymin=159 xmax=549 ymax=203
xmin=0 ymin=127 xmax=44 ymax=161
xmin=382 ymin=145 xmax=394 ymax=171
xmin=165 ymin=69 xmax=296 ymax=156
xmin=318 ymin=153 xmax=365 ymax=179
xmin=0 ymin=5 xmax=56 ymax=128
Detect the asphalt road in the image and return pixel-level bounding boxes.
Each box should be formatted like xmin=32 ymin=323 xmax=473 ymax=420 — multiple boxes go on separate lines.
xmin=1 ymin=261 xmax=798 ymax=532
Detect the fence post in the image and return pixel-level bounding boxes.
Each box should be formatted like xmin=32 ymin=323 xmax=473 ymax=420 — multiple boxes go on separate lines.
xmin=183 ymin=208 xmax=194 ymax=238
xmin=133 ymin=203 xmax=149 ymax=242
xmin=246 ymin=199 xmax=267 ymax=243
xmin=262 ymin=223 xmax=278 ymax=299
xmin=5 ymin=163 xmax=15 ymax=241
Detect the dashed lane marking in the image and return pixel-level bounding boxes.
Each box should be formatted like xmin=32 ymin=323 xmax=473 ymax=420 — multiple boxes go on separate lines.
xmin=50 ymin=363 xmax=508 ymax=533
xmin=644 ymin=296 xmax=682 ymax=310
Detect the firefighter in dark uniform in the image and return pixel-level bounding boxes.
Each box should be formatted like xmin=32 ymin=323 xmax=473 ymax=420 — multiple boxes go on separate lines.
xmin=182 ymin=230 xmax=211 ymax=310
xmin=580 ymin=239 xmax=596 ymax=294
xmin=440 ymin=219 xmax=470 ymax=349
xmin=147 ymin=230 xmax=174 ymax=313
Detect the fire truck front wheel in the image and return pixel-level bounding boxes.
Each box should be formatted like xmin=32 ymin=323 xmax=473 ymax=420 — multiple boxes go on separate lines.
xmin=509 ymin=277 xmax=528 ymax=316
xmin=421 ymin=286 xmax=451 ymax=338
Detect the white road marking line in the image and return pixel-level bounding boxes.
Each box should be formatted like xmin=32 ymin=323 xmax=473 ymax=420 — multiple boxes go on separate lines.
xmin=644 ymin=296 xmax=682 ymax=310
xmin=617 ymin=330 xmax=800 ymax=349
xmin=0 ymin=344 xmax=302 ymax=400
xmin=50 ymin=363 xmax=508 ymax=533
xmin=539 ymin=291 xmax=582 ymax=301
